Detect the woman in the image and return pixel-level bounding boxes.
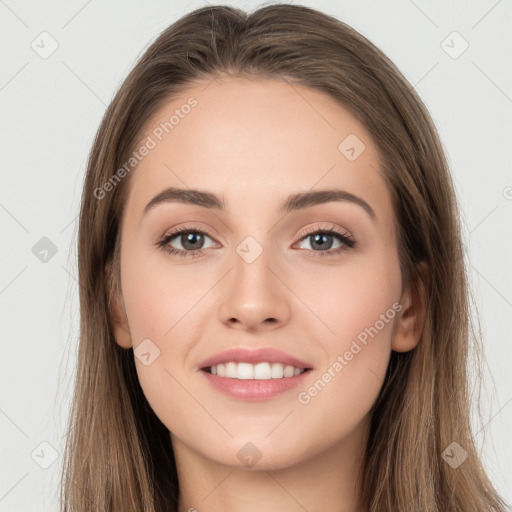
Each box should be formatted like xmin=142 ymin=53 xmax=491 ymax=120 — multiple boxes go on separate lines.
xmin=60 ymin=4 xmax=510 ymax=511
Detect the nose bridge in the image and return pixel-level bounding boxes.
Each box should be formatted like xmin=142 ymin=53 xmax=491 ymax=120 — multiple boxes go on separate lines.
xmin=234 ymin=235 xmax=273 ymax=293
xmin=218 ymin=232 xmax=291 ymax=330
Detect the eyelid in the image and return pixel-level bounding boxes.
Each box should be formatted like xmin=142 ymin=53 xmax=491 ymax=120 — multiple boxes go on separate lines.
xmin=295 ymin=223 xmax=354 ymax=244
xmin=157 ymin=224 xmax=218 ymax=248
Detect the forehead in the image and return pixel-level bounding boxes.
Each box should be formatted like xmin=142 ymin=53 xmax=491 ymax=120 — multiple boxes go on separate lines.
xmin=123 ymin=75 xmax=392 ymax=225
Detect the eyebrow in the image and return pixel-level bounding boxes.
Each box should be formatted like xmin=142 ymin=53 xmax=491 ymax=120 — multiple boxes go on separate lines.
xmin=141 ymin=186 xmax=376 ymax=220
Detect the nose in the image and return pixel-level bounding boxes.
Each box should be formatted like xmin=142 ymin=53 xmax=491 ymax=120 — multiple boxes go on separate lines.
xmin=218 ymin=246 xmax=291 ymax=332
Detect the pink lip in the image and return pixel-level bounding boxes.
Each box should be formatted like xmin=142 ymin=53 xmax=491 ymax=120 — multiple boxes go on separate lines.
xmin=197 ymin=347 xmax=313 ymax=370
xmin=201 ymin=369 xmax=311 ymax=401
xmin=197 ymin=347 xmax=314 ymax=401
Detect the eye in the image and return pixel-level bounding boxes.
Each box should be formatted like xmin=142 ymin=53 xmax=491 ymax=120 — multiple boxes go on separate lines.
xmin=156 ymin=225 xmax=217 ymax=259
xmin=295 ymin=224 xmax=356 ymax=258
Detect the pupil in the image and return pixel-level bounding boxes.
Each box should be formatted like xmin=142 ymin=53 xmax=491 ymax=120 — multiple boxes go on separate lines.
xmin=311 ymin=233 xmax=332 ymax=250
xmin=182 ymin=232 xmax=203 ymax=250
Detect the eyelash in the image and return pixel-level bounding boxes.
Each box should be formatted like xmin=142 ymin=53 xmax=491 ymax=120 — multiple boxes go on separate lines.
xmin=156 ymin=224 xmax=356 ymax=259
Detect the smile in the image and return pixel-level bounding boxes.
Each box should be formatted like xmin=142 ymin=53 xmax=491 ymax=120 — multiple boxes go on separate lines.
xmin=205 ymin=361 xmax=307 ymax=379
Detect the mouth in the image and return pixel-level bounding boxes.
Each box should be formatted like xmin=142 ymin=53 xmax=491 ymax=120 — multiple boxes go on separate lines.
xmin=198 ymin=347 xmax=313 ymax=401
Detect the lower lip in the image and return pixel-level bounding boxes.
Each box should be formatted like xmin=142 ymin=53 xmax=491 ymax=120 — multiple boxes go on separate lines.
xmin=200 ymin=369 xmax=312 ymax=401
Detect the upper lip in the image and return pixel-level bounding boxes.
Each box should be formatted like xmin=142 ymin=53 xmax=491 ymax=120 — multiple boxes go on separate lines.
xmin=198 ymin=347 xmax=313 ymax=370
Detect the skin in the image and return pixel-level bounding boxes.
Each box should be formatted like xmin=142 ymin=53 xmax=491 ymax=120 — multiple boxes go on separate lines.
xmin=110 ymin=75 xmax=425 ymax=512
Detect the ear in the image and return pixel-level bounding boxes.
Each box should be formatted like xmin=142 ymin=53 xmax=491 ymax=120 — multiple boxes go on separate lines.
xmin=392 ymin=261 xmax=429 ymax=353
xmin=106 ymin=261 xmax=133 ymax=349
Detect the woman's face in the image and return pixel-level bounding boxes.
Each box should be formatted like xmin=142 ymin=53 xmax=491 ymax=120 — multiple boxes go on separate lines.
xmin=111 ymin=75 xmax=416 ymax=470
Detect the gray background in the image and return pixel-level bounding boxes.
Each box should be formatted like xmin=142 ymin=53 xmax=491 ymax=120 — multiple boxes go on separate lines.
xmin=0 ymin=0 xmax=511 ymax=510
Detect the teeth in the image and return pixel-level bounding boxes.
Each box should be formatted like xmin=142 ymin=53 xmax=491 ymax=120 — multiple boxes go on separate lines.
xmin=226 ymin=362 xmax=238 ymax=378
xmin=208 ymin=362 xmax=307 ymax=379
xmin=237 ymin=362 xmax=253 ymax=379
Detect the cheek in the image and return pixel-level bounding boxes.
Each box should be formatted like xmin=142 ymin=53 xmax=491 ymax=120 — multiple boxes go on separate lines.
xmin=119 ymin=250 xmax=212 ymax=431
xmin=292 ymin=249 xmax=401 ymax=401
xmin=120 ymin=246 xmax=206 ymax=344
xmin=291 ymin=265 xmax=400 ymax=455
xmin=295 ymin=246 xmax=402 ymax=351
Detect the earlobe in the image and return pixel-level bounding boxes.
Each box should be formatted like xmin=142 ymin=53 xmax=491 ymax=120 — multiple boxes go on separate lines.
xmin=105 ymin=261 xmax=133 ymax=349
xmin=391 ymin=262 xmax=429 ymax=353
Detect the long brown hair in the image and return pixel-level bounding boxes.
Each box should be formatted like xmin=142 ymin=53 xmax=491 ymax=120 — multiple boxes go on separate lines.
xmin=60 ymin=4 xmax=510 ymax=511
